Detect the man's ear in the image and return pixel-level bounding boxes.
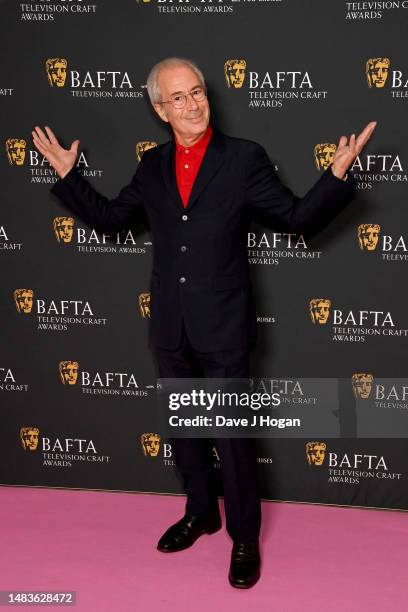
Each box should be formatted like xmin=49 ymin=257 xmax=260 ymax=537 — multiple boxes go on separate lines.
xmin=153 ymin=103 xmax=169 ymax=123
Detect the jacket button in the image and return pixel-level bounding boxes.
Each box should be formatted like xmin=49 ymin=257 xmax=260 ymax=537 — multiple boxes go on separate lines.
xmin=180 ymin=245 xmax=187 ymax=252
xmin=182 ymin=214 xmax=188 ymax=221
xmin=179 ymin=276 xmax=186 ymax=284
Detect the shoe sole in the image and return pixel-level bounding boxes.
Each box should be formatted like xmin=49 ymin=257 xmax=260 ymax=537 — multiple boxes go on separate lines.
xmin=157 ymin=520 xmax=222 ymax=553
xmin=228 ymin=571 xmax=261 ymax=589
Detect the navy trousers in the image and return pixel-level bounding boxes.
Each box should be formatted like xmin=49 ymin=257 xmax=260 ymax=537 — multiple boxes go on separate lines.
xmin=153 ymin=323 xmax=261 ymax=544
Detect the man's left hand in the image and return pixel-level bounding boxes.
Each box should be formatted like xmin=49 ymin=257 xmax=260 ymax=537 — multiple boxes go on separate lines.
xmin=331 ymin=121 xmax=377 ymax=179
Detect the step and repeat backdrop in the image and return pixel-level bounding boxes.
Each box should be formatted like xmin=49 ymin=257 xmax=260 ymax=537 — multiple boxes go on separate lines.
xmin=1 ymin=0 xmax=408 ymax=510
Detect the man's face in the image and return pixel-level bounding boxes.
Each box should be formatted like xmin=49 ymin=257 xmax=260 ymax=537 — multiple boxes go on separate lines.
xmin=153 ymin=65 xmax=210 ymax=142
xmin=369 ymin=61 xmax=389 ymax=88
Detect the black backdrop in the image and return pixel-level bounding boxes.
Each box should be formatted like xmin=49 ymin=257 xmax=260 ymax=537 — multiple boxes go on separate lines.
xmin=1 ymin=0 xmax=408 ymax=510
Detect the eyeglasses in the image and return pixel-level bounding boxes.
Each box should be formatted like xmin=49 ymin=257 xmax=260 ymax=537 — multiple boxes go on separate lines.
xmin=160 ymin=86 xmax=207 ymax=109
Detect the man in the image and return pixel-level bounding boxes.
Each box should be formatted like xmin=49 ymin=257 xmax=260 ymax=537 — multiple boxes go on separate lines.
xmin=32 ymin=56 xmax=376 ymax=589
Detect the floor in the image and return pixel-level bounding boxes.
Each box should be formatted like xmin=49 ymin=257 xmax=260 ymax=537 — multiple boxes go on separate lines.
xmin=0 ymin=487 xmax=407 ymax=611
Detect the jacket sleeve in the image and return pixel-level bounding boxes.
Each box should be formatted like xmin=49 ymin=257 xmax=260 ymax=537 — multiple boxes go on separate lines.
xmin=245 ymin=143 xmax=356 ymax=237
xmin=50 ymin=157 xmax=147 ymax=234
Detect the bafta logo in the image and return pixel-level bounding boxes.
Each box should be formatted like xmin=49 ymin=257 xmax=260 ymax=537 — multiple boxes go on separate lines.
xmin=53 ymin=217 xmax=74 ymax=243
xmin=314 ymin=143 xmax=337 ymax=171
xmin=352 ymin=373 xmax=374 ymax=399
xmin=306 ymin=441 xmax=327 ymax=466
xmin=224 ymin=59 xmax=246 ymax=89
xmin=136 ymin=141 xmax=157 ymax=162
xmin=59 ymin=361 xmax=79 ymax=385
xmin=357 ymin=224 xmax=381 ymax=251
xmin=139 ymin=292 xmax=150 ymax=318
xmin=45 ymin=58 xmax=68 ymax=87
xmin=13 ymin=289 xmax=34 ymax=314
xmin=141 ymin=433 xmax=161 ymax=457
xmin=366 ymin=58 xmax=390 ymax=88
xmin=5 ymin=138 xmax=26 ymax=166
xmin=309 ymin=299 xmax=331 ymax=325
xmin=20 ymin=427 xmax=40 ymax=451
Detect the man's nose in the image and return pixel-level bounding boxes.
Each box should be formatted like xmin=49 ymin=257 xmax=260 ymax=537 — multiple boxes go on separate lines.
xmin=186 ymin=93 xmax=199 ymax=110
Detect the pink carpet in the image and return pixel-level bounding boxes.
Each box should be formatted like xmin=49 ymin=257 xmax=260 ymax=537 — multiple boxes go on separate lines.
xmin=0 ymin=487 xmax=406 ymax=611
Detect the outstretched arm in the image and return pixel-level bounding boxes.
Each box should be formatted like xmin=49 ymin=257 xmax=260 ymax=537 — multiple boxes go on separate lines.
xmin=32 ymin=125 xmax=79 ymax=179
xmin=331 ymin=122 xmax=377 ymax=179
xmin=247 ymin=122 xmax=376 ymax=237
xmin=32 ymin=125 xmax=145 ymax=234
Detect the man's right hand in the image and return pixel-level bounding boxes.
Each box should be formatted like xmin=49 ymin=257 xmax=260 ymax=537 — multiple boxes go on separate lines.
xmin=32 ymin=126 xmax=79 ymax=179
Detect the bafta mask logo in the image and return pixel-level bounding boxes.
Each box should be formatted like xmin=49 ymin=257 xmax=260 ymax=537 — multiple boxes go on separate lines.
xmin=309 ymin=299 xmax=331 ymax=325
xmin=5 ymin=138 xmax=26 ymax=166
xmin=136 ymin=141 xmax=157 ymax=162
xmin=314 ymin=143 xmax=337 ymax=171
xmin=20 ymin=427 xmax=40 ymax=451
xmin=358 ymin=224 xmax=381 ymax=251
xmin=13 ymin=289 xmax=34 ymax=314
xmin=45 ymin=58 xmax=68 ymax=87
xmin=352 ymin=373 xmax=374 ymax=399
xmin=366 ymin=58 xmax=390 ymax=88
xmin=224 ymin=59 xmax=247 ymax=89
xmin=306 ymin=441 xmax=327 ymax=466
xmin=53 ymin=216 xmax=75 ymax=243
xmin=59 ymin=361 xmax=79 ymax=385
xmin=141 ymin=433 xmax=161 ymax=457
xmin=139 ymin=292 xmax=150 ymax=318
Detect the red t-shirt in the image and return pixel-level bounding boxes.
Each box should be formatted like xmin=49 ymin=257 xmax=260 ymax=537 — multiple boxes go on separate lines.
xmin=175 ymin=125 xmax=213 ymax=208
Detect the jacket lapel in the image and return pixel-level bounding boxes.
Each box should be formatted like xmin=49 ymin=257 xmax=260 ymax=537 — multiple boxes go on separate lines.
xmin=159 ymin=139 xmax=184 ymax=210
xmin=159 ymin=127 xmax=227 ymax=212
xmin=185 ymin=128 xmax=226 ymax=211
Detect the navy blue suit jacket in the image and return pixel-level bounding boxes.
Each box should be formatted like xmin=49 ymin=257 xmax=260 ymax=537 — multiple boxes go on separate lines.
xmin=51 ymin=127 xmax=355 ymax=351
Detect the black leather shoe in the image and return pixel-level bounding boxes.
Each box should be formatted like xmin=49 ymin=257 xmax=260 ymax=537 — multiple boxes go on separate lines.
xmin=157 ymin=512 xmax=222 ymax=553
xmin=228 ymin=540 xmax=261 ymax=589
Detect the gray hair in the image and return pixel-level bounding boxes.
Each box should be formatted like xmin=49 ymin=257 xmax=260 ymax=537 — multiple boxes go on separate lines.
xmin=146 ymin=57 xmax=206 ymax=104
